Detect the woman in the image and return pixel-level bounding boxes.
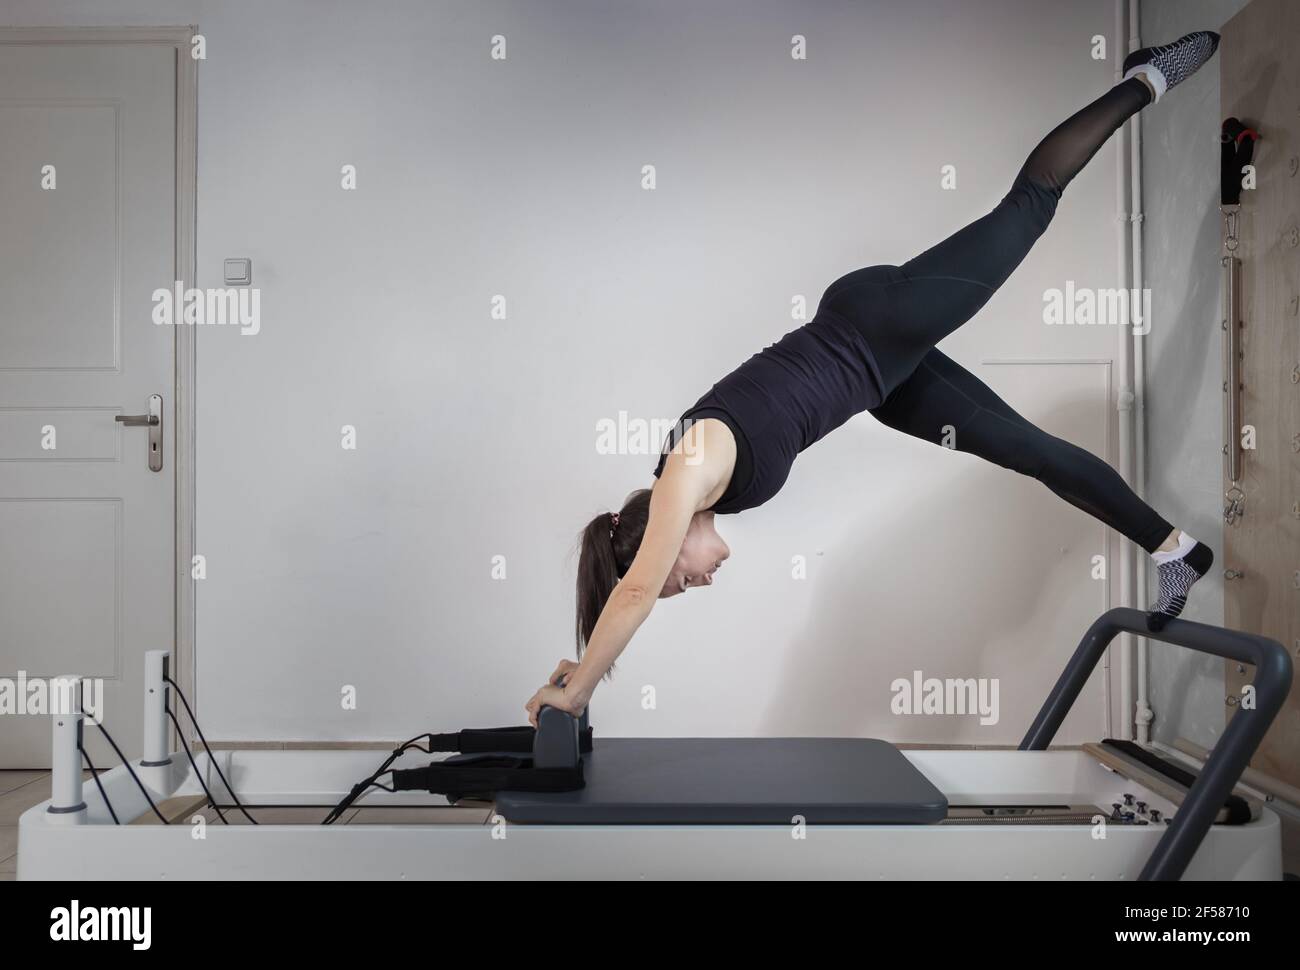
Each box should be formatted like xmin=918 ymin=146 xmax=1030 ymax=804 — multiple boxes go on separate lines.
xmin=527 ymin=31 xmax=1221 ymax=725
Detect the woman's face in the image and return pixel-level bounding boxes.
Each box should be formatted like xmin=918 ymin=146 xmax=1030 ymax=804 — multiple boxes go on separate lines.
xmin=659 ymin=512 xmax=731 ymax=598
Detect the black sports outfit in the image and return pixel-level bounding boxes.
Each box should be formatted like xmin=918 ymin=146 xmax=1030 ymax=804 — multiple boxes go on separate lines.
xmin=655 ymin=76 xmax=1174 ymax=554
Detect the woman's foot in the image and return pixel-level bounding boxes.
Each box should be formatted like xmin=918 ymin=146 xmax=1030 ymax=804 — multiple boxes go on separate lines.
xmin=1122 ymin=30 xmax=1221 ymax=104
xmin=1147 ymin=531 xmax=1214 ymax=631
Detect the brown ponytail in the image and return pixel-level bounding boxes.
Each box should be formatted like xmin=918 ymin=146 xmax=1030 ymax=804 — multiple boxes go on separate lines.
xmin=575 ymin=488 xmax=652 ymax=658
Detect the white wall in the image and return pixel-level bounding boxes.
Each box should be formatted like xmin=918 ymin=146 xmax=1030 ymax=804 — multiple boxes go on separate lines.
xmin=1140 ymin=0 xmax=1250 ymax=748
xmin=6 ymin=0 xmax=1141 ymax=744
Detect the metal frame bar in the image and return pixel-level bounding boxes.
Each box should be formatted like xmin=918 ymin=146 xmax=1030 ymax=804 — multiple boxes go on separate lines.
xmin=1223 ymin=254 xmax=1244 ymax=481
xmin=1020 ymin=607 xmax=1292 ymax=880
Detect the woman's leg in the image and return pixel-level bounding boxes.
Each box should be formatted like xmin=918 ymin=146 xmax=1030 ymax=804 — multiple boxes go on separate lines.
xmin=823 ymin=31 xmax=1220 ymax=397
xmin=829 ymin=32 xmax=1220 ymax=625
xmin=869 ymin=349 xmax=1212 ymax=627
xmin=869 ymin=349 xmax=1174 ymax=551
xmin=824 ymin=77 xmax=1153 ymax=396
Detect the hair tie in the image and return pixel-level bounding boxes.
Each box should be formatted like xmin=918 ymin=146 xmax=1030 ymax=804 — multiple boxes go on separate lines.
xmin=608 ymin=511 xmax=620 ymax=539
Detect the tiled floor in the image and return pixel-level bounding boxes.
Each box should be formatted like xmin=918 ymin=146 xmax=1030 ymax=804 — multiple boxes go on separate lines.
xmin=0 ymin=770 xmax=54 ymax=882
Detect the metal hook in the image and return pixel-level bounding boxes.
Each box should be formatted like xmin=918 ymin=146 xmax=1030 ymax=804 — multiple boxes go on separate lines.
xmin=1223 ymin=485 xmax=1246 ymax=525
xmin=1221 ymin=206 xmax=1240 ymax=252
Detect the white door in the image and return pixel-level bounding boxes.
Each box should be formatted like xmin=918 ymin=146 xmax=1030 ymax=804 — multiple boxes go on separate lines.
xmin=0 ymin=40 xmax=179 ymax=767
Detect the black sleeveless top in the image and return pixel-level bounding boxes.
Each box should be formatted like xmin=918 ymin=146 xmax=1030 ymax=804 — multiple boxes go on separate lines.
xmin=653 ymin=311 xmax=885 ymax=513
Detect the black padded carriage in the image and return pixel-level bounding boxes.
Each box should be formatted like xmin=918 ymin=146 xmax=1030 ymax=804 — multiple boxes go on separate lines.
xmin=495 ymin=737 xmax=947 ymax=824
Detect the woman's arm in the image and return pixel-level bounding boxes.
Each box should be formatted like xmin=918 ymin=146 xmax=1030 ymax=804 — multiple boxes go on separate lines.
xmin=525 ymin=421 xmax=729 ymax=724
xmin=562 ymin=472 xmax=697 ymax=701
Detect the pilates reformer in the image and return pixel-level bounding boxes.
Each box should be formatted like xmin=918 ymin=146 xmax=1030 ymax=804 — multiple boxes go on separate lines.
xmin=17 ymin=608 xmax=1292 ymax=880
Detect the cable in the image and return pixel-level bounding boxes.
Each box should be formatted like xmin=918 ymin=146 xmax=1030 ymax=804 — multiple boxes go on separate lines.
xmin=165 ymin=672 xmax=438 ymax=825
xmin=164 ymin=674 xmax=259 ymax=825
xmin=90 ymin=719 xmax=169 ymax=824
xmin=322 ymin=734 xmax=434 ymax=825
xmin=80 ymin=746 xmax=119 ymax=825
xmin=166 ymin=705 xmax=229 ymax=825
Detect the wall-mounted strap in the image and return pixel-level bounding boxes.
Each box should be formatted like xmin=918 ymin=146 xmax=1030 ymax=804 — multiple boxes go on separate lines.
xmin=1220 ymin=117 xmax=1259 ymax=208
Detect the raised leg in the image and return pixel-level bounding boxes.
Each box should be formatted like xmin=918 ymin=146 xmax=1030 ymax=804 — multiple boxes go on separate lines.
xmin=868 ymin=349 xmax=1175 ymax=553
xmin=821 ymin=78 xmax=1152 ymax=397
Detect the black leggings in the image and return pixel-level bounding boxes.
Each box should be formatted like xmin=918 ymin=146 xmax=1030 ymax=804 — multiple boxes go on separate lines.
xmin=820 ymin=77 xmax=1172 ymax=554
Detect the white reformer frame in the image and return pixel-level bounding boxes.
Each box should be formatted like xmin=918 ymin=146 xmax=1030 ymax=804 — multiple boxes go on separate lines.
xmin=18 ymin=610 xmax=1291 ymax=881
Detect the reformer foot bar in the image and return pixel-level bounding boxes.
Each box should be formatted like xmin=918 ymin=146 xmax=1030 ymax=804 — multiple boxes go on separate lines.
xmin=1020 ymin=608 xmax=1291 ymax=880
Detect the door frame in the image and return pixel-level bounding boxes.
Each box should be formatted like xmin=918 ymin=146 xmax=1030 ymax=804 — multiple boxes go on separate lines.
xmin=0 ymin=26 xmax=199 ymax=746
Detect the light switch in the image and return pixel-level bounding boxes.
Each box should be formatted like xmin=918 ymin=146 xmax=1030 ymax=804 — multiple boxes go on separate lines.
xmin=223 ymin=258 xmax=252 ymax=286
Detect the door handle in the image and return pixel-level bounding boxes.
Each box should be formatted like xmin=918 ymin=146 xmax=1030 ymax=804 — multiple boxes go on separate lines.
xmin=115 ymin=394 xmax=163 ymax=472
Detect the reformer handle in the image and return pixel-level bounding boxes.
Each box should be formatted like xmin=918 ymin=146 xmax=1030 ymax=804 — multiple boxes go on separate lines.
xmin=532 ymin=704 xmax=588 ymax=770
xmin=1020 ymin=607 xmax=1292 ymax=881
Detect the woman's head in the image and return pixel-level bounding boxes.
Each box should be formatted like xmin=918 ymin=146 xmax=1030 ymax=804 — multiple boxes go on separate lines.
xmin=574 ymin=489 xmax=730 ymax=656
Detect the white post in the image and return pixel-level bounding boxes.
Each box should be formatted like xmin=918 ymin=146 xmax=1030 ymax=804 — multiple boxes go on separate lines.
xmin=47 ymin=675 xmax=86 ymax=825
xmin=1128 ymin=0 xmax=1154 ymax=746
xmin=1112 ymin=0 xmax=1136 ymax=742
xmin=141 ymin=650 xmax=172 ymax=767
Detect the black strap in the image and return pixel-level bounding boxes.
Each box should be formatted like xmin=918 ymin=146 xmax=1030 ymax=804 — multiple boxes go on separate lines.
xmin=322 ymin=724 xmax=593 ymax=824
xmin=426 ymin=725 xmax=593 ymax=755
xmin=425 ymin=727 xmax=532 ymax=753
xmin=1220 ymin=117 xmax=1259 ymax=206
xmin=391 ymin=755 xmax=584 ymax=798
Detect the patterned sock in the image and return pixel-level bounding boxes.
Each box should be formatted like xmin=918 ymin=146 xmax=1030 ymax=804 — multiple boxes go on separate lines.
xmin=1122 ymin=30 xmax=1220 ymax=104
xmin=1147 ymin=533 xmax=1214 ymax=631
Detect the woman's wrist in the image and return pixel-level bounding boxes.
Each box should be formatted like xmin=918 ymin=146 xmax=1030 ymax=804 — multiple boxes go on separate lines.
xmin=564 ymin=671 xmax=597 ymax=710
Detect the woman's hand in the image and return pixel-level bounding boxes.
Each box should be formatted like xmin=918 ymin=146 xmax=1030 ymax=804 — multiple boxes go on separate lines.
xmin=548 ymin=659 xmax=580 ymax=687
xmin=525 ymin=665 xmax=589 ymax=728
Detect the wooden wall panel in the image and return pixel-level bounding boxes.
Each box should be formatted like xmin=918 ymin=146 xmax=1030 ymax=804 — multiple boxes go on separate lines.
xmin=1220 ymin=0 xmax=1300 ymax=799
